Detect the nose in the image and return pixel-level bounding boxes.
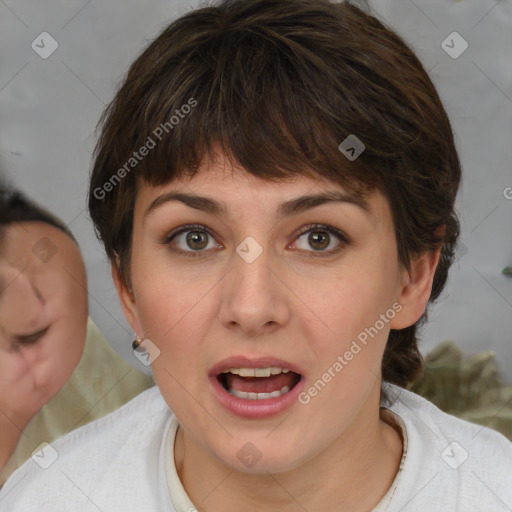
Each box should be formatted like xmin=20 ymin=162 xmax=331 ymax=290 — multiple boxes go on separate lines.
xmin=218 ymin=244 xmax=290 ymax=337
xmin=0 ymin=265 xmax=45 ymax=336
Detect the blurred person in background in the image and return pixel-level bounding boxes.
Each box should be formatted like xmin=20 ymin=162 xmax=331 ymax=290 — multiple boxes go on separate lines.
xmin=0 ymin=184 xmax=154 ymax=486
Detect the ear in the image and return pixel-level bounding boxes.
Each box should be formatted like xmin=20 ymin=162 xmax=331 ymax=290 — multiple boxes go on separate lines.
xmin=390 ymin=247 xmax=442 ymax=330
xmin=111 ymin=260 xmax=143 ymax=336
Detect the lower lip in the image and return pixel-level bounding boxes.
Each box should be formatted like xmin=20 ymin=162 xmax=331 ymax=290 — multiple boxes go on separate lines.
xmin=209 ymin=374 xmax=305 ymax=419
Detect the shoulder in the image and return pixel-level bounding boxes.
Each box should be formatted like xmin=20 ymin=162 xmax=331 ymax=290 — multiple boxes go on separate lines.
xmin=2 ymin=318 xmax=154 ymax=484
xmin=384 ymin=382 xmax=512 ymax=452
xmin=0 ymin=386 xmax=173 ymax=511
xmin=382 ymin=383 xmax=512 ymax=510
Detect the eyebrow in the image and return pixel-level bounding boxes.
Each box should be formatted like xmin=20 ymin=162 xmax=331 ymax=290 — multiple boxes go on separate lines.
xmin=144 ymin=190 xmax=370 ymax=219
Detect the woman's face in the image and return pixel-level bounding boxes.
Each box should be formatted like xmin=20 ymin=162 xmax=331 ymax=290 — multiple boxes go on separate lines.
xmin=0 ymin=222 xmax=88 ymax=421
xmin=116 ymin=154 xmax=436 ymax=473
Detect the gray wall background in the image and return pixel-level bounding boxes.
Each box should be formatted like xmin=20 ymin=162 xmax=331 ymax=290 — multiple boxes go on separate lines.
xmin=1 ymin=0 xmax=511 ymax=380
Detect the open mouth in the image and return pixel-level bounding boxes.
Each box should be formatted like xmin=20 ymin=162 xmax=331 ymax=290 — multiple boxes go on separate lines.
xmin=217 ymin=367 xmax=302 ymax=400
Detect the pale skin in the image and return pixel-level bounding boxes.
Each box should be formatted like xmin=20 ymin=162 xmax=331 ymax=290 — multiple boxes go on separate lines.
xmin=114 ymin=153 xmax=440 ymax=512
xmin=0 ymin=222 xmax=88 ymax=470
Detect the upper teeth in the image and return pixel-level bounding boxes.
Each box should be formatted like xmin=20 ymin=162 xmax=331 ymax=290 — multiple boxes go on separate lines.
xmin=222 ymin=367 xmax=290 ymax=377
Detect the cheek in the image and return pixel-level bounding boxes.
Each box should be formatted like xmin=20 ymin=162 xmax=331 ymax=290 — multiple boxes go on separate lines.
xmin=0 ymin=351 xmax=29 ymax=387
xmin=133 ymin=274 xmax=217 ymax=398
xmin=300 ymin=259 xmax=398 ymax=346
xmin=34 ymin=318 xmax=86 ymax=389
xmin=296 ymin=275 xmax=399 ymax=400
xmin=143 ymin=283 xmax=213 ymax=423
xmin=136 ymin=276 xmax=211 ymax=342
xmin=50 ymin=280 xmax=88 ymax=345
xmin=132 ymin=243 xmax=221 ymax=340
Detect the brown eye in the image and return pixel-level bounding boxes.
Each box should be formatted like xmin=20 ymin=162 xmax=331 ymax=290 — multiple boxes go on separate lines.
xmin=164 ymin=224 xmax=221 ymax=257
xmin=293 ymin=224 xmax=349 ymax=255
xmin=308 ymin=230 xmax=330 ymax=251
xmin=186 ymin=231 xmax=209 ymax=250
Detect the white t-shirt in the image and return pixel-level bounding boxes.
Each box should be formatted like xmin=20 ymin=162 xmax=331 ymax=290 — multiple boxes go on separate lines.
xmin=1 ymin=383 xmax=511 ymax=511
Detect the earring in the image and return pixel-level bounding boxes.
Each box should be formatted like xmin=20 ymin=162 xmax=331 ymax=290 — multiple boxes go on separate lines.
xmin=132 ymin=335 xmax=143 ymax=351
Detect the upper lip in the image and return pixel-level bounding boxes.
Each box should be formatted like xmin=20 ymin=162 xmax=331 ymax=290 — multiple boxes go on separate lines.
xmin=209 ymin=356 xmax=304 ymax=377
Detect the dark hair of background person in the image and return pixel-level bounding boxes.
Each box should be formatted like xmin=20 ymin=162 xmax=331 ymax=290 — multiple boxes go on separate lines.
xmin=88 ymin=0 xmax=462 ymax=388
xmin=0 ymin=183 xmax=77 ymax=245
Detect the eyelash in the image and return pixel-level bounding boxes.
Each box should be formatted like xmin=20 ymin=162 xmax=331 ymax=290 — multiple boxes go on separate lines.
xmin=163 ymin=223 xmax=350 ymax=259
xmin=13 ymin=326 xmax=50 ymax=347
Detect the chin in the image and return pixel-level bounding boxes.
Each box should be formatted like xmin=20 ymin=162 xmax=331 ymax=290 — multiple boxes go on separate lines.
xmin=213 ymin=439 xmax=308 ymax=475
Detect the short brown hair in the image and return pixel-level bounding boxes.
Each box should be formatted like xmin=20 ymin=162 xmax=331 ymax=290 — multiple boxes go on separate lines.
xmin=88 ymin=0 xmax=461 ymax=387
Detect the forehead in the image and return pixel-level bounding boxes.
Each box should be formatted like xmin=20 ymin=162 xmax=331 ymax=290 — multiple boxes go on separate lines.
xmin=141 ymin=152 xmax=319 ymax=194
xmin=2 ymin=222 xmax=77 ymax=269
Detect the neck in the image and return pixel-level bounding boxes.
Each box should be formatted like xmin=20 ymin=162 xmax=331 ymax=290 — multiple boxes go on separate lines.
xmin=175 ymin=388 xmax=403 ymax=512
